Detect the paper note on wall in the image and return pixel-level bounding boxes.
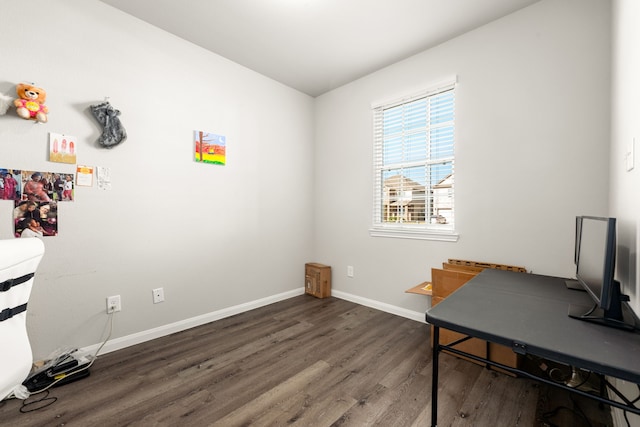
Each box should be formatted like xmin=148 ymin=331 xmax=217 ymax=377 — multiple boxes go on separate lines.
xmin=97 ymin=166 xmax=111 ymax=190
xmin=76 ymin=165 xmax=94 ymax=187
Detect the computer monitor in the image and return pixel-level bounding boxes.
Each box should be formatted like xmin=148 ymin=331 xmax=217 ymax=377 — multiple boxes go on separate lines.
xmin=574 ymin=215 xmax=582 ymax=265
xmin=568 ymin=216 xmax=635 ymax=331
xmin=564 ymin=216 xmax=583 ymax=290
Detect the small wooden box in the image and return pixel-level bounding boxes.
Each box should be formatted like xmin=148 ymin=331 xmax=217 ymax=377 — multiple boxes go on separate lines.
xmin=305 ymin=263 xmax=331 ymax=298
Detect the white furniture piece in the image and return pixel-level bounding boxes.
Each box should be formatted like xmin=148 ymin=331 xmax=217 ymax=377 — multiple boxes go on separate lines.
xmin=0 ymin=238 xmax=45 ymax=400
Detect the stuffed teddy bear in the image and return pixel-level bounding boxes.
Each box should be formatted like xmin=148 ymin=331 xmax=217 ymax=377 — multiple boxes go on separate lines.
xmin=14 ymin=83 xmax=48 ymax=123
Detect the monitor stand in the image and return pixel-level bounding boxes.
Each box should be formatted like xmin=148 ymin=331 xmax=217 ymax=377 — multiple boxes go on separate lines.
xmin=565 ymin=279 xmax=585 ymax=291
xmin=568 ymin=303 xmax=637 ymax=332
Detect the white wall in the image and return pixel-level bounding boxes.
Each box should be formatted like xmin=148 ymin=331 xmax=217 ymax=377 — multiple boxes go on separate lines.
xmin=610 ymin=1 xmax=640 ymax=425
xmin=0 ymin=0 xmax=624 ymax=370
xmin=314 ymin=0 xmax=611 ymax=316
xmin=611 ymin=0 xmax=640 ymax=316
xmin=0 ymin=0 xmax=315 ymax=359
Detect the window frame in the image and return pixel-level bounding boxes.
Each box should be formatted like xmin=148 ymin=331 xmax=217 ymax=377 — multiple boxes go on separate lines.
xmin=369 ymin=78 xmax=459 ymax=242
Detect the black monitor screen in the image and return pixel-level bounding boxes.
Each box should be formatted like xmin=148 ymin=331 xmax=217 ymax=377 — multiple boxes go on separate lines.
xmin=575 ymin=216 xmax=616 ymax=310
xmin=574 ymin=216 xmax=582 ymax=265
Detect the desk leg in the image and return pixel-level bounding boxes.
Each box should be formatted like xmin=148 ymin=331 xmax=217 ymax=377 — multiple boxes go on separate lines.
xmin=432 ymin=325 xmax=439 ymax=427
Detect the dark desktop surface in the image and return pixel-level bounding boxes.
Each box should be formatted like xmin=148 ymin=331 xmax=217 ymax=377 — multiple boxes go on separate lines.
xmin=426 ymin=269 xmax=640 ymax=384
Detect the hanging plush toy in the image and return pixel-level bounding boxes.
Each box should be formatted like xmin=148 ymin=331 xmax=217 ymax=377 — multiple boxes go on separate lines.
xmin=90 ymin=101 xmax=127 ymax=148
xmin=14 ymin=83 xmax=48 ymax=123
xmin=0 ymin=93 xmax=13 ymax=115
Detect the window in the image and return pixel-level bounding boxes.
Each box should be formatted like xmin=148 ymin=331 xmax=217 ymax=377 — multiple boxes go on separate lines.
xmin=370 ymin=79 xmax=458 ymax=241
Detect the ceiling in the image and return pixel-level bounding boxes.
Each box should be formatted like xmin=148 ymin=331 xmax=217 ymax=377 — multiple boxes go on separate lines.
xmin=100 ymin=0 xmax=540 ymax=97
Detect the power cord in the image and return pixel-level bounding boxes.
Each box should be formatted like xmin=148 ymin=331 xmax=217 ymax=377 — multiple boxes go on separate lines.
xmin=4 ymin=310 xmax=115 ymax=409
xmin=541 ymin=393 xmax=592 ymax=427
xmin=29 ymin=310 xmax=114 ymax=395
xmin=19 ymin=390 xmax=56 ymax=413
xmin=623 ymin=384 xmax=640 ymax=427
xmin=527 ymin=355 xmax=601 ymax=427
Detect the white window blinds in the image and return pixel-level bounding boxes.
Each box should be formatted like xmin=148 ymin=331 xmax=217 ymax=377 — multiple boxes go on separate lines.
xmin=371 ymin=81 xmax=456 ymax=240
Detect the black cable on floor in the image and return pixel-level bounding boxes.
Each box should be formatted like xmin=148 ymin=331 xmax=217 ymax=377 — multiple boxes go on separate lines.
xmin=622 ymin=384 xmax=640 ymax=427
xmin=541 ymin=405 xmax=592 ymax=427
xmin=19 ymin=390 xmax=57 ymax=413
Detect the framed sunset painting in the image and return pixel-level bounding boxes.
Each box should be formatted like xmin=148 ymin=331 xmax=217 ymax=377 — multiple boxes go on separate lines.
xmin=194 ymin=130 xmax=226 ymax=165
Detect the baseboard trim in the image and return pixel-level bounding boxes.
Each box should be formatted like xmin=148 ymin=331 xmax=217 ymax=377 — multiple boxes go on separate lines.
xmin=89 ymin=288 xmax=305 ymax=356
xmin=331 ymin=290 xmax=426 ymax=323
xmin=83 ymin=288 xmax=424 ymax=357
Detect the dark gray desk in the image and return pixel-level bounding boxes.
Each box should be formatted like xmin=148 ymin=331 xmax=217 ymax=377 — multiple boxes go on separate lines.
xmin=426 ymin=269 xmax=640 ymax=426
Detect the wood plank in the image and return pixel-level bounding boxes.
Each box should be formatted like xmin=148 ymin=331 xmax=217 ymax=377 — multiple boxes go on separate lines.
xmin=405 ymin=282 xmax=432 ymax=296
xmin=446 ymin=258 xmax=528 ymax=273
xmin=431 ymin=268 xmax=478 ymax=299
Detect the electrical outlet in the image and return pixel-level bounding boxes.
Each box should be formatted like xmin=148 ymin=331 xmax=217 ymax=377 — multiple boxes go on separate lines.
xmin=106 ymin=295 xmax=121 ymax=314
xmin=347 ymin=265 xmax=354 ymax=278
xmin=152 ymin=288 xmax=164 ymax=304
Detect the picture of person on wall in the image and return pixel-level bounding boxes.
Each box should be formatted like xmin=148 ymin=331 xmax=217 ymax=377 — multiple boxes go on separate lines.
xmin=22 ymin=172 xmax=51 ymax=202
xmin=13 ymin=200 xmax=58 ymax=237
xmin=20 ymin=170 xmax=74 ymax=202
xmin=62 ymin=174 xmax=74 ymax=201
xmin=1 ymin=170 xmax=18 ymax=200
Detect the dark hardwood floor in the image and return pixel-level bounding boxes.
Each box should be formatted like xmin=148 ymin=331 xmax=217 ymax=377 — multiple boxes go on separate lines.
xmin=0 ymin=295 xmax=612 ymax=426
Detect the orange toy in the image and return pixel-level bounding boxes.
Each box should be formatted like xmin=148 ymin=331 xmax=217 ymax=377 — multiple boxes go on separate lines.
xmin=14 ymin=83 xmax=48 ymax=123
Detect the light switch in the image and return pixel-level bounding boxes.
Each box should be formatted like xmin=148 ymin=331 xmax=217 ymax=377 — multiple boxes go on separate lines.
xmin=626 ymin=137 xmax=635 ymax=172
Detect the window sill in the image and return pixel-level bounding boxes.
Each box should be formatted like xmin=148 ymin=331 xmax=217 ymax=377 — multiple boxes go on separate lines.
xmin=369 ymin=227 xmax=459 ymax=242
